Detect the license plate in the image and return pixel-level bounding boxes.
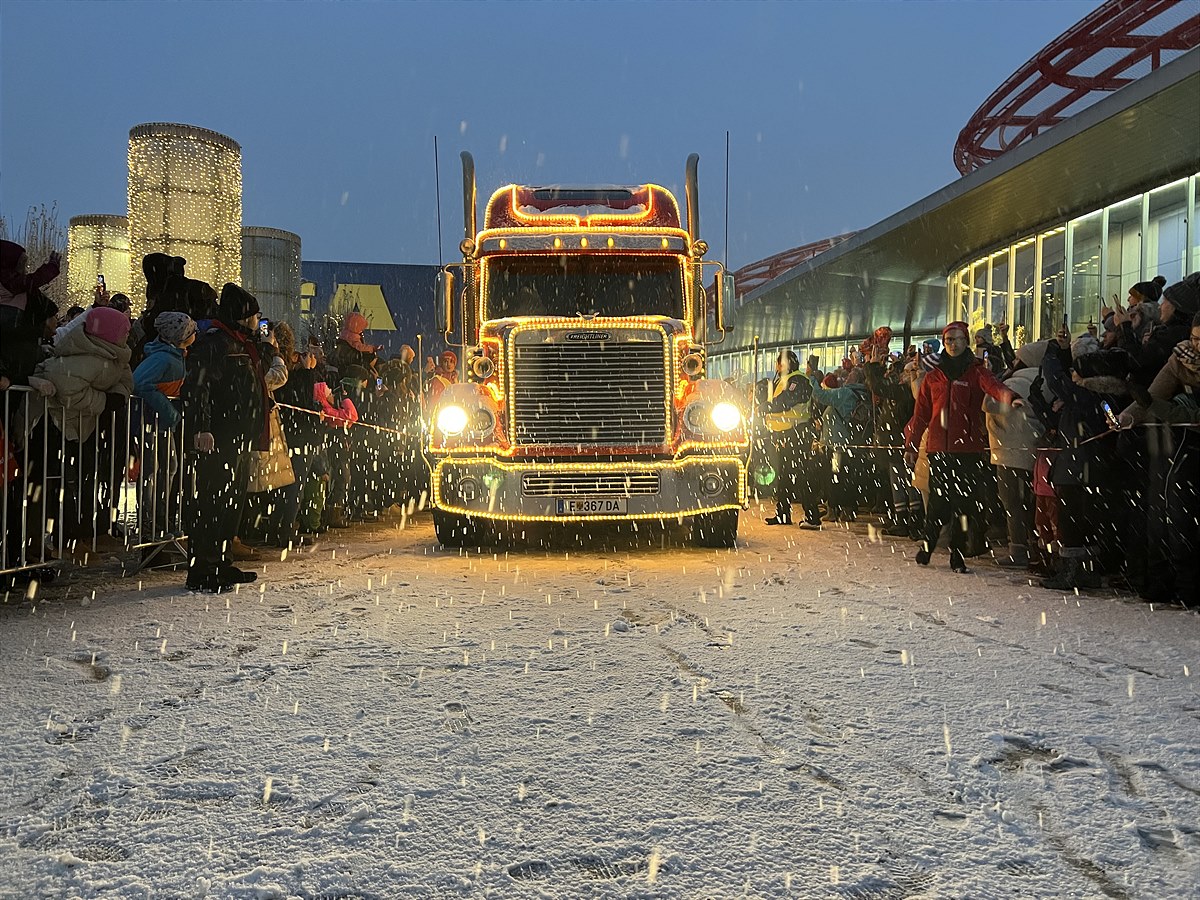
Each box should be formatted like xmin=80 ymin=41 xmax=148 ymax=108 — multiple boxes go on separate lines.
xmin=556 ymin=497 xmax=628 ymax=515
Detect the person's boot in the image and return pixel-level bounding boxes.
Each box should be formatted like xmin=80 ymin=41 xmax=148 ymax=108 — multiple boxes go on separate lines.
xmin=1075 ymin=555 xmax=1103 ymax=589
xmin=186 ymin=565 xmax=223 ymax=593
xmin=217 ymin=565 xmax=258 ymax=585
xmin=1041 ymin=556 xmax=1080 ymax=591
xmin=798 ymin=513 xmax=822 ymax=531
xmin=995 ymin=545 xmax=1030 ymax=569
xmin=883 ymin=513 xmax=912 ymax=537
xmin=908 ymin=515 xmax=925 ymax=541
xmin=764 ymin=503 xmax=792 ymax=526
xmin=950 ymin=548 xmax=971 ymax=574
xmin=327 ymin=506 xmax=350 ymax=528
xmin=915 ymin=542 xmax=932 ymax=566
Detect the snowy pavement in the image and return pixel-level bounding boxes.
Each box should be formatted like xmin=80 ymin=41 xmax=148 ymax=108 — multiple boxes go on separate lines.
xmin=2 ymin=508 xmax=1198 ymax=899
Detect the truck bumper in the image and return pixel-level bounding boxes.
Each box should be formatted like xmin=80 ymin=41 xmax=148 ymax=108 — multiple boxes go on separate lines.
xmin=431 ymin=456 xmax=746 ymax=522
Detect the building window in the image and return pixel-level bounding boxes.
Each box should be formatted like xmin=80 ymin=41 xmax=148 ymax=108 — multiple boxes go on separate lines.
xmin=1012 ymin=238 xmax=1036 ymax=341
xmin=989 ymin=249 xmax=1010 ymax=332
xmin=1068 ymin=210 xmax=1102 ymax=335
xmin=1147 ymin=178 xmax=1190 ymax=284
xmin=1038 ymin=228 xmax=1066 ymax=341
xmin=1106 ymin=195 xmax=1143 ymax=307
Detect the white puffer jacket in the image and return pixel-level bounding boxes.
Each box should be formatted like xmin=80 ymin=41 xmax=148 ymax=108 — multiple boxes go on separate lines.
xmin=983 ymin=367 xmax=1045 ymax=472
xmin=35 ymin=316 xmax=133 ymax=441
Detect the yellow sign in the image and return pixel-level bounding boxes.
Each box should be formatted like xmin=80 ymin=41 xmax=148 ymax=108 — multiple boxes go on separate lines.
xmin=328 ymin=283 xmax=396 ymax=331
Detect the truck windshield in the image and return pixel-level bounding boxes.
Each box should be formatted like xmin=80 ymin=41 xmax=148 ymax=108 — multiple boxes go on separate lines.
xmin=484 ymin=255 xmax=685 ymax=320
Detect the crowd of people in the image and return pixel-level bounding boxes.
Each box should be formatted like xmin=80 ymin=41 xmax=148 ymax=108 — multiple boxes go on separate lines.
xmin=1 ymin=242 xmax=433 ymax=592
xmin=3 ymin=238 xmax=1197 ymax=605
xmin=755 ymin=272 xmax=1200 ymax=607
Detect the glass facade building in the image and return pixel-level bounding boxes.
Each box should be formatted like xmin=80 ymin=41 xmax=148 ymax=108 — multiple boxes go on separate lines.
xmin=951 ymin=173 xmax=1198 ymax=343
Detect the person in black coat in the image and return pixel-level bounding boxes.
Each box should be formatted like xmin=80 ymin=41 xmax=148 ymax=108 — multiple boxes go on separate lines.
xmin=863 ymin=347 xmax=921 ymax=537
xmin=1121 ymin=273 xmax=1198 ymax=386
xmin=182 ymin=283 xmax=270 ymax=592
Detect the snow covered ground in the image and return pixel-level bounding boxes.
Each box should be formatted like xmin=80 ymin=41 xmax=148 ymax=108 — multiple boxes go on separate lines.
xmin=2 ymin=507 xmax=1198 ymax=899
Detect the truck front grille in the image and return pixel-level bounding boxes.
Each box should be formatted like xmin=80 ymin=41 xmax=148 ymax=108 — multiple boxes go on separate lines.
xmin=511 ymin=336 xmax=668 ymax=446
xmin=522 ymin=472 xmax=661 ymax=497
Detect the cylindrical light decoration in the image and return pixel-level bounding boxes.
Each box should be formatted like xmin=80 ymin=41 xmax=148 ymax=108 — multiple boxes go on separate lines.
xmin=127 ymin=123 xmax=242 ymax=311
xmin=67 ymin=215 xmax=130 ymax=308
xmin=241 ymin=227 xmax=302 ymax=329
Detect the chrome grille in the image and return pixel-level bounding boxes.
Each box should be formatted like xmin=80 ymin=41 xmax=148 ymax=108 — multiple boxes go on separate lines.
xmin=511 ymin=337 xmax=668 ymax=446
xmin=522 ymin=472 xmax=661 ymax=497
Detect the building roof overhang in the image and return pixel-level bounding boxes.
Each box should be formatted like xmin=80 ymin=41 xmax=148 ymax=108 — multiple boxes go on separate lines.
xmin=727 ymin=47 xmax=1200 ymax=354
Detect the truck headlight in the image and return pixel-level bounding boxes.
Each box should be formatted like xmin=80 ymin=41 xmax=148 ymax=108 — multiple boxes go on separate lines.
xmin=710 ymin=402 xmax=741 ymax=432
xmin=436 ymin=404 xmax=469 ymax=435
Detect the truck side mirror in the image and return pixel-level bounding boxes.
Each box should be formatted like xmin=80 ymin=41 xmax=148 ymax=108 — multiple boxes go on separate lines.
xmin=716 ymin=272 xmax=736 ymax=333
xmin=436 ymin=269 xmax=455 ymax=337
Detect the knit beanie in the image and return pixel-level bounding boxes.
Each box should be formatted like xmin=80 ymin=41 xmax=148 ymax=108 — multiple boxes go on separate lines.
xmin=1163 ymin=273 xmax=1200 ymax=317
xmin=84 ymin=306 xmax=131 ymax=346
xmin=154 ymin=311 xmax=196 ymax=346
xmin=1071 ymin=333 xmax=1101 ymax=359
xmin=1130 ymin=279 xmax=1163 ymax=304
xmin=218 ymin=283 xmax=260 ymax=323
xmin=1014 ymin=340 xmax=1048 ymax=370
xmin=942 ymin=321 xmax=969 ymax=340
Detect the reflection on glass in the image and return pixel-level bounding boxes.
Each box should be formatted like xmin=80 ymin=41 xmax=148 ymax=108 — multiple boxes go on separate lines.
xmin=1148 ymin=179 xmax=1189 ymax=283
xmin=1013 ymin=238 xmax=1035 ymax=337
xmin=1106 ymin=196 xmax=1143 ymax=305
xmin=1069 ymin=211 xmax=1102 ymax=335
xmin=990 ymin=250 xmax=1010 ymax=330
xmin=1040 ymin=228 xmax=1066 ymax=340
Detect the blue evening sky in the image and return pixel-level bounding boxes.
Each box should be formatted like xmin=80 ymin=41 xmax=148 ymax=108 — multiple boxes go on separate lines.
xmin=1 ymin=0 xmax=1100 ymax=271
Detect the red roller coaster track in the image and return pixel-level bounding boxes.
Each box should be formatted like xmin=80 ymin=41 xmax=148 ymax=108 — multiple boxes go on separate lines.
xmin=734 ymin=0 xmax=1198 ymax=299
xmin=954 ymin=0 xmax=1199 ymax=174
xmin=729 ymin=234 xmax=857 ymax=297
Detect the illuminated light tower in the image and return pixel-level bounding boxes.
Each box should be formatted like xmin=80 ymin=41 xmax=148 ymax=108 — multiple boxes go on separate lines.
xmin=127 ymin=122 xmax=242 ymax=312
xmin=241 ymin=227 xmax=302 ymax=330
xmin=67 ymin=215 xmax=130 ymax=308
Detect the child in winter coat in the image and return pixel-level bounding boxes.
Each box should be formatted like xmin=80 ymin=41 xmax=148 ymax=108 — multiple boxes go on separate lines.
xmin=315 ymin=381 xmax=358 ymax=428
xmin=30 ymin=307 xmax=134 ymax=555
xmin=133 ymin=312 xmax=196 ymax=430
xmin=131 ymin=312 xmax=196 ymax=544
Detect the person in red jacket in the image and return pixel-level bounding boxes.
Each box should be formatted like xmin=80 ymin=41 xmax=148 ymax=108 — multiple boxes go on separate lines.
xmin=905 ymin=321 xmax=1022 ymax=573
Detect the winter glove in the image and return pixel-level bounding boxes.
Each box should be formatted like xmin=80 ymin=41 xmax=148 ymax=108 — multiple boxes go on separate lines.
xmin=104 ymin=392 xmax=128 ymax=414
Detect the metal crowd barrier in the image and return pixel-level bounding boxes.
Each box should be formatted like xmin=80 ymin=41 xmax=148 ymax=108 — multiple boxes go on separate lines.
xmin=1 ymin=386 xmax=190 ymax=581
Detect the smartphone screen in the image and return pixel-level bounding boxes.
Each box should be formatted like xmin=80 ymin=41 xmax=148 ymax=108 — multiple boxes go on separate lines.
xmin=376 ymin=377 xmax=383 ymax=389
xmin=1100 ymin=400 xmax=1120 ymax=428
xmin=259 ymin=320 xmax=269 ymax=337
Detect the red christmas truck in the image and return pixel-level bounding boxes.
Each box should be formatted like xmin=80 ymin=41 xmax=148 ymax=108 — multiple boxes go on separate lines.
xmin=429 ymin=152 xmax=747 ymax=547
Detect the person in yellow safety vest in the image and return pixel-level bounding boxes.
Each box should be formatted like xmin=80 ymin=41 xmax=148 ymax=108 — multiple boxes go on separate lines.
xmin=761 ymin=350 xmax=822 ymax=529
